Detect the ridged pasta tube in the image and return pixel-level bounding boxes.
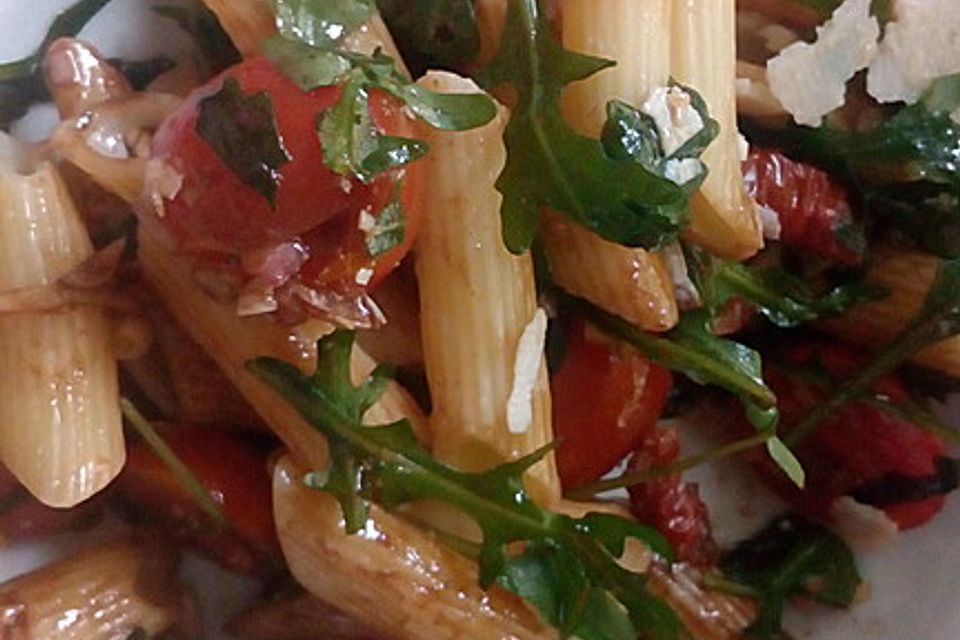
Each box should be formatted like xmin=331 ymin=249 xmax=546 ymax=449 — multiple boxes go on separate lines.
xmin=0 ymin=156 xmax=123 ymax=508
xmin=414 ymin=71 xmax=559 ymax=504
xmin=671 ymin=0 xmax=764 ymax=260
xmin=546 ymin=0 xmax=679 ymax=332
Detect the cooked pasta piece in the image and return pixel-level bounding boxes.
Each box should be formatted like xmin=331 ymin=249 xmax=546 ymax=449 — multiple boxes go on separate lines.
xmin=43 ymin=39 xmax=133 ymax=119
xmin=820 ymin=250 xmax=960 ymax=376
xmin=414 ymin=71 xmax=558 ymax=504
xmin=0 ymin=538 xmax=195 ymax=639
xmin=0 ymin=157 xmax=123 ymax=508
xmin=545 ymin=0 xmax=678 ymax=332
xmin=672 ymin=0 xmax=764 ymax=260
xmin=272 ymin=455 xmax=554 ymax=640
xmin=137 ymin=227 xmax=428 ymax=468
xmin=201 ymin=0 xmax=277 ymax=57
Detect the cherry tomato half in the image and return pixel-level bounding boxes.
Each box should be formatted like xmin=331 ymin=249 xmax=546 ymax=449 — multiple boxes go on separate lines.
xmin=551 ymin=321 xmax=673 ymax=490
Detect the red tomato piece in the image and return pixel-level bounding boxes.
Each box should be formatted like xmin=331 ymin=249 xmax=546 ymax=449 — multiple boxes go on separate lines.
xmin=551 ymin=321 xmax=673 ymax=490
xmin=151 ymin=57 xmax=423 ymax=323
xmin=743 ymin=148 xmax=862 ymax=266
xmin=627 ymin=426 xmax=717 ymax=567
xmin=116 ymin=425 xmax=281 ymax=577
xmin=744 ymin=341 xmax=952 ymax=530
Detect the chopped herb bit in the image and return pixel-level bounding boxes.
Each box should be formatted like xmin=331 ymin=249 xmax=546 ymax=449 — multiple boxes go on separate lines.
xmin=119 ymin=398 xmax=227 ymax=529
xmin=196 ymin=77 xmax=291 ymax=206
xmin=685 ymin=246 xmax=885 ymax=328
xmin=786 ymin=258 xmax=960 ymax=445
xmin=364 ymin=193 xmax=406 ymax=257
xmin=0 ymin=0 xmax=113 ymax=129
xmin=154 ymin=4 xmax=241 ymax=74
xmin=722 ymin=514 xmax=862 ymax=639
xmin=476 ymin=0 xmax=712 ymax=253
xmin=376 ymin=0 xmax=481 ymax=75
xmin=248 ymin=331 xmax=684 ymax=640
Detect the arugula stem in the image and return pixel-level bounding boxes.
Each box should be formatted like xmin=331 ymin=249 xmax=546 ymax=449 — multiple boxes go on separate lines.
xmin=566 ymin=432 xmax=770 ymax=500
xmin=565 ymin=295 xmax=777 ymax=409
xmin=119 ymin=398 xmax=227 ymax=528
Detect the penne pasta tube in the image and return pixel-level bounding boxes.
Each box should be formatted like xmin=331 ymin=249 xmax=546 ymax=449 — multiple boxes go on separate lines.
xmin=547 ymin=0 xmax=679 ymax=332
xmin=820 ymin=250 xmax=960 ymax=377
xmin=43 ymin=38 xmax=133 ymax=119
xmin=672 ymin=0 xmax=764 ymax=260
xmin=0 ymin=157 xmax=123 ymax=508
xmin=414 ymin=71 xmax=559 ymax=504
xmin=0 ymin=538 xmax=195 ymax=639
xmin=137 ymin=227 xmax=428 ymax=469
xmin=272 ymin=454 xmax=554 ymax=640
xmin=201 ymin=0 xmax=277 ymax=58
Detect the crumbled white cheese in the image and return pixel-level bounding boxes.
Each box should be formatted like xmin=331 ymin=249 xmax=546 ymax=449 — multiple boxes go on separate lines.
xmin=767 ymin=0 xmax=880 ymax=126
xmin=830 ymin=496 xmax=899 ymax=549
xmin=736 ymin=133 xmax=750 ymax=163
xmin=506 ymin=308 xmax=548 ymax=435
xmin=663 ymin=158 xmax=703 ymax=186
xmin=757 ymin=204 xmax=782 ymax=241
xmin=354 ymin=267 xmax=374 ymax=286
xmin=660 ymin=243 xmax=700 ymax=311
xmin=867 ymin=0 xmax=960 ymax=104
xmin=641 ymin=86 xmax=705 ymax=157
xmin=357 ymin=207 xmax=376 ymax=232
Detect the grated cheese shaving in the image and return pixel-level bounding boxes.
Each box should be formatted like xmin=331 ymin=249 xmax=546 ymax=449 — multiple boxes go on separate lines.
xmin=506 ymin=308 xmax=548 ymax=435
xmin=641 ymin=86 xmax=705 ymax=157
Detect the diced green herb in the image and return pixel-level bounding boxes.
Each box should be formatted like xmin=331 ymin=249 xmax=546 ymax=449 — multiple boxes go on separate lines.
xmin=475 ymin=0 xmax=713 ymax=253
xmin=786 ymin=257 xmax=960 ymax=445
xmin=265 ymin=0 xmax=496 ymax=182
xmin=195 ymin=77 xmax=291 ymax=206
xmin=722 ymin=514 xmax=862 ymax=639
xmin=364 ymin=191 xmax=406 ymax=256
xmin=153 ymin=4 xmax=241 ymax=74
xmin=376 ymin=0 xmax=480 ymax=75
xmin=248 ymin=331 xmax=684 ymax=640
xmin=745 ymin=74 xmax=960 ymax=258
xmin=0 ymin=0 xmax=113 ymax=129
xmin=685 ymin=246 xmax=885 ymax=328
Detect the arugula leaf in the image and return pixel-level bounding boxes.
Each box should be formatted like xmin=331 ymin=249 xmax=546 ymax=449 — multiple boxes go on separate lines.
xmin=0 ymin=0 xmax=113 ymax=129
xmin=745 ymin=74 xmax=960 ymax=258
xmin=376 ymin=0 xmax=481 ymax=75
xmin=475 ymin=0 xmax=708 ymax=253
xmin=787 ymin=258 xmax=960 ymax=445
xmin=685 ymin=247 xmax=885 ymax=328
xmin=272 ymin=0 xmax=376 ymax=48
xmin=196 ymin=78 xmax=291 ymax=206
xmin=264 ymin=2 xmax=496 ymax=182
xmin=248 ymin=331 xmax=684 ymax=640
xmin=153 ymin=4 xmax=241 ymax=74
xmin=564 ymin=295 xmax=807 ymax=486
xmin=722 ymin=514 xmax=862 ymax=639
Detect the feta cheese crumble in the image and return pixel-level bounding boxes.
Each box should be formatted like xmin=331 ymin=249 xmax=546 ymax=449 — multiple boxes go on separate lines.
xmin=506 ymin=308 xmax=548 ymax=435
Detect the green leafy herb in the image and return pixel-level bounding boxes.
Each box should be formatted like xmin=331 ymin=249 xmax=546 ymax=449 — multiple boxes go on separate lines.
xmin=119 ymin=398 xmax=227 ymax=529
xmin=376 ymin=0 xmax=481 ymax=75
xmin=721 ymin=514 xmax=862 ymax=639
xmin=196 ymin=77 xmax=291 ymax=206
xmin=249 ymin=331 xmax=684 ymax=640
xmin=563 ymin=295 xmax=805 ymax=487
xmin=745 ymin=74 xmax=960 ymax=258
xmin=265 ymin=0 xmax=496 ymax=182
xmin=786 ymin=258 xmax=960 ymax=445
xmin=364 ymin=191 xmax=406 ymax=256
xmin=0 ymin=0 xmax=113 ymax=129
xmin=475 ymin=0 xmax=714 ymax=253
xmin=154 ymin=4 xmax=241 ymax=74
xmin=685 ymin=247 xmax=885 ymax=328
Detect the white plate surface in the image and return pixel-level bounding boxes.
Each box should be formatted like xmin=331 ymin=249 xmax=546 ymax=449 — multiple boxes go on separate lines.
xmin=0 ymin=2 xmax=958 ymax=638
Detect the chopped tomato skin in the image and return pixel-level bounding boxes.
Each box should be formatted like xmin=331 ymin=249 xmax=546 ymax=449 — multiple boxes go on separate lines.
xmin=551 ymin=321 xmax=673 ymax=490
xmin=743 ymin=148 xmax=861 ymax=266
xmin=742 ymin=341 xmax=952 ymax=530
xmin=116 ymin=425 xmax=281 ymax=576
xmin=151 ymin=57 xmax=423 ymax=321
